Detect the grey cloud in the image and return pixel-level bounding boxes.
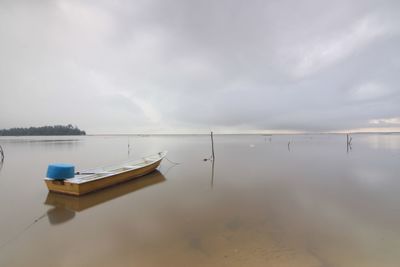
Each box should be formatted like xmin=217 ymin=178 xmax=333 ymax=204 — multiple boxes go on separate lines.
xmin=1 ymin=0 xmax=400 ymax=133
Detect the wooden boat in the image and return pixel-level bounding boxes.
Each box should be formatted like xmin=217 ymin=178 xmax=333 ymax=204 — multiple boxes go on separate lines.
xmin=44 ymin=151 xmax=167 ymax=196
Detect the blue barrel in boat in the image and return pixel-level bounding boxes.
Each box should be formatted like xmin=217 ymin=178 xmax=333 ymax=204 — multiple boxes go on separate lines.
xmin=46 ymin=163 xmax=75 ymax=180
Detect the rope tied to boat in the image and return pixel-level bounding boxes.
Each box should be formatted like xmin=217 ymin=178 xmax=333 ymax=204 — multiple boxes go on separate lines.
xmin=164 ymin=156 xmax=181 ymax=165
xmin=0 ymin=212 xmax=47 ymax=252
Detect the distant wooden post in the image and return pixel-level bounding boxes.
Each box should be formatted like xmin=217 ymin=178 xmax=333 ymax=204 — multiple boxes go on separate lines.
xmin=0 ymin=145 xmax=4 ymax=162
xmin=346 ymin=134 xmax=352 ymax=152
xmin=0 ymin=145 xmax=4 ymax=173
xmin=203 ymin=131 xmax=216 ymax=162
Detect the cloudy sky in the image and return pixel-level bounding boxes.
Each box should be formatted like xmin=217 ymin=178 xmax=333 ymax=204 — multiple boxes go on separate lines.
xmin=1 ymin=0 xmax=400 ymax=134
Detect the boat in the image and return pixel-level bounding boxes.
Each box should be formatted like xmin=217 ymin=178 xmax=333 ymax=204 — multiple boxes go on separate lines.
xmin=44 ymin=151 xmax=167 ymax=196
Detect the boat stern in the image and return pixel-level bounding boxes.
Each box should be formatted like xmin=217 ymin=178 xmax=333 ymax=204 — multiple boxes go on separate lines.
xmin=44 ymin=179 xmax=81 ymax=196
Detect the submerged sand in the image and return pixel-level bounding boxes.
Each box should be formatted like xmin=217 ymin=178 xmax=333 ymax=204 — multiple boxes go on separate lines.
xmin=1 ymin=134 xmax=400 ymax=266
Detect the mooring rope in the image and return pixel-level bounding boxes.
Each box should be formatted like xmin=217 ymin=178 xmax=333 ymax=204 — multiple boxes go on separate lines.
xmin=164 ymin=156 xmax=181 ymax=165
xmin=0 ymin=212 xmax=47 ymax=252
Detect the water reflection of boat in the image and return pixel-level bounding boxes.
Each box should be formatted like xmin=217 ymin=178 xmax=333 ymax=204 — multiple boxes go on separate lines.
xmin=44 ymin=151 xmax=167 ymax=195
xmin=46 ymin=207 xmax=76 ymax=225
xmin=45 ymin=170 xmax=166 ymax=213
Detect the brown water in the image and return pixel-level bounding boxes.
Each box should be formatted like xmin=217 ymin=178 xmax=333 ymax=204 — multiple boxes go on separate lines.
xmin=0 ymin=134 xmax=400 ymax=267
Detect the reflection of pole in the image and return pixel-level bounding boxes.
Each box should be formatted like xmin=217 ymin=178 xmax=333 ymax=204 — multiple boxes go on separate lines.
xmin=210 ymin=131 xmax=215 ymax=188
xmin=211 ymin=131 xmax=215 ymax=161
xmin=210 ymin=159 xmax=215 ymax=188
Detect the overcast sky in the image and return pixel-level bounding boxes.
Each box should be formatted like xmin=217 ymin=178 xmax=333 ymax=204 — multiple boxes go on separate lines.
xmin=1 ymin=0 xmax=400 ymax=134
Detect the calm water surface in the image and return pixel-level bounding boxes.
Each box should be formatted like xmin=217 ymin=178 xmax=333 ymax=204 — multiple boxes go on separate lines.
xmin=0 ymin=134 xmax=400 ymax=267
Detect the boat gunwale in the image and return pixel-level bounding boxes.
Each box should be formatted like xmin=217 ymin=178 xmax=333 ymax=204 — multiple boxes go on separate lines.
xmin=44 ymin=151 xmax=167 ymax=185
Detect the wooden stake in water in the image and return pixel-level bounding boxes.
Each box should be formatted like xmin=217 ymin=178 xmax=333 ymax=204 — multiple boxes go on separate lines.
xmin=211 ymin=131 xmax=215 ymax=161
xmin=203 ymin=131 xmax=216 ymax=162
xmin=346 ymin=134 xmax=352 ymax=152
xmin=0 ymin=145 xmax=4 ymax=162
xmin=0 ymin=145 xmax=3 ymax=173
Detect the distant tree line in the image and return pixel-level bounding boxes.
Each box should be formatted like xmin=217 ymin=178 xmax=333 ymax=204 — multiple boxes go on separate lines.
xmin=0 ymin=124 xmax=86 ymax=136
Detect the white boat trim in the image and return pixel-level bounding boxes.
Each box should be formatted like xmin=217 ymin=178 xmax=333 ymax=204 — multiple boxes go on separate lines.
xmin=44 ymin=151 xmax=167 ymax=185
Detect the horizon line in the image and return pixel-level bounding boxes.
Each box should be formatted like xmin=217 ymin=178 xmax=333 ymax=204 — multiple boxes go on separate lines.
xmin=86 ymin=131 xmax=400 ymax=136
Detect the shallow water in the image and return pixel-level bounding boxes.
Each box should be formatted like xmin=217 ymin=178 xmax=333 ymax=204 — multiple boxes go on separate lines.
xmin=0 ymin=134 xmax=400 ymax=267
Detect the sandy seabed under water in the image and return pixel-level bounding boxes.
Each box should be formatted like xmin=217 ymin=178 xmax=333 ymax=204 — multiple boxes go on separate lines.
xmin=0 ymin=134 xmax=400 ymax=266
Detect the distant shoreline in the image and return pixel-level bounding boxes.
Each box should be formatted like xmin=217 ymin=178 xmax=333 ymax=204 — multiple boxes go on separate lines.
xmin=0 ymin=125 xmax=86 ymax=136
xmin=0 ymin=132 xmax=398 ymax=137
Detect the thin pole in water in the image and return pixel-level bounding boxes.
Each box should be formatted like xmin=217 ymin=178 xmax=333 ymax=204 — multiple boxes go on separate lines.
xmin=0 ymin=145 xmax=4 ymax=162
xmin=0 ymin=145 xmax=3 ymax=173
xmin=346 ymin=134 xmax=352 ymax=152
xmin=210 ymin=131 xmax=215 ymax=188
xmin=204 ymin=131 xmax=216 ymax=187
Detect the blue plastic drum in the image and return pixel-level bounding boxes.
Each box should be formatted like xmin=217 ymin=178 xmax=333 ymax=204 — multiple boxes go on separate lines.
xmin=46 ymin=163 xmax=75 ymax=180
